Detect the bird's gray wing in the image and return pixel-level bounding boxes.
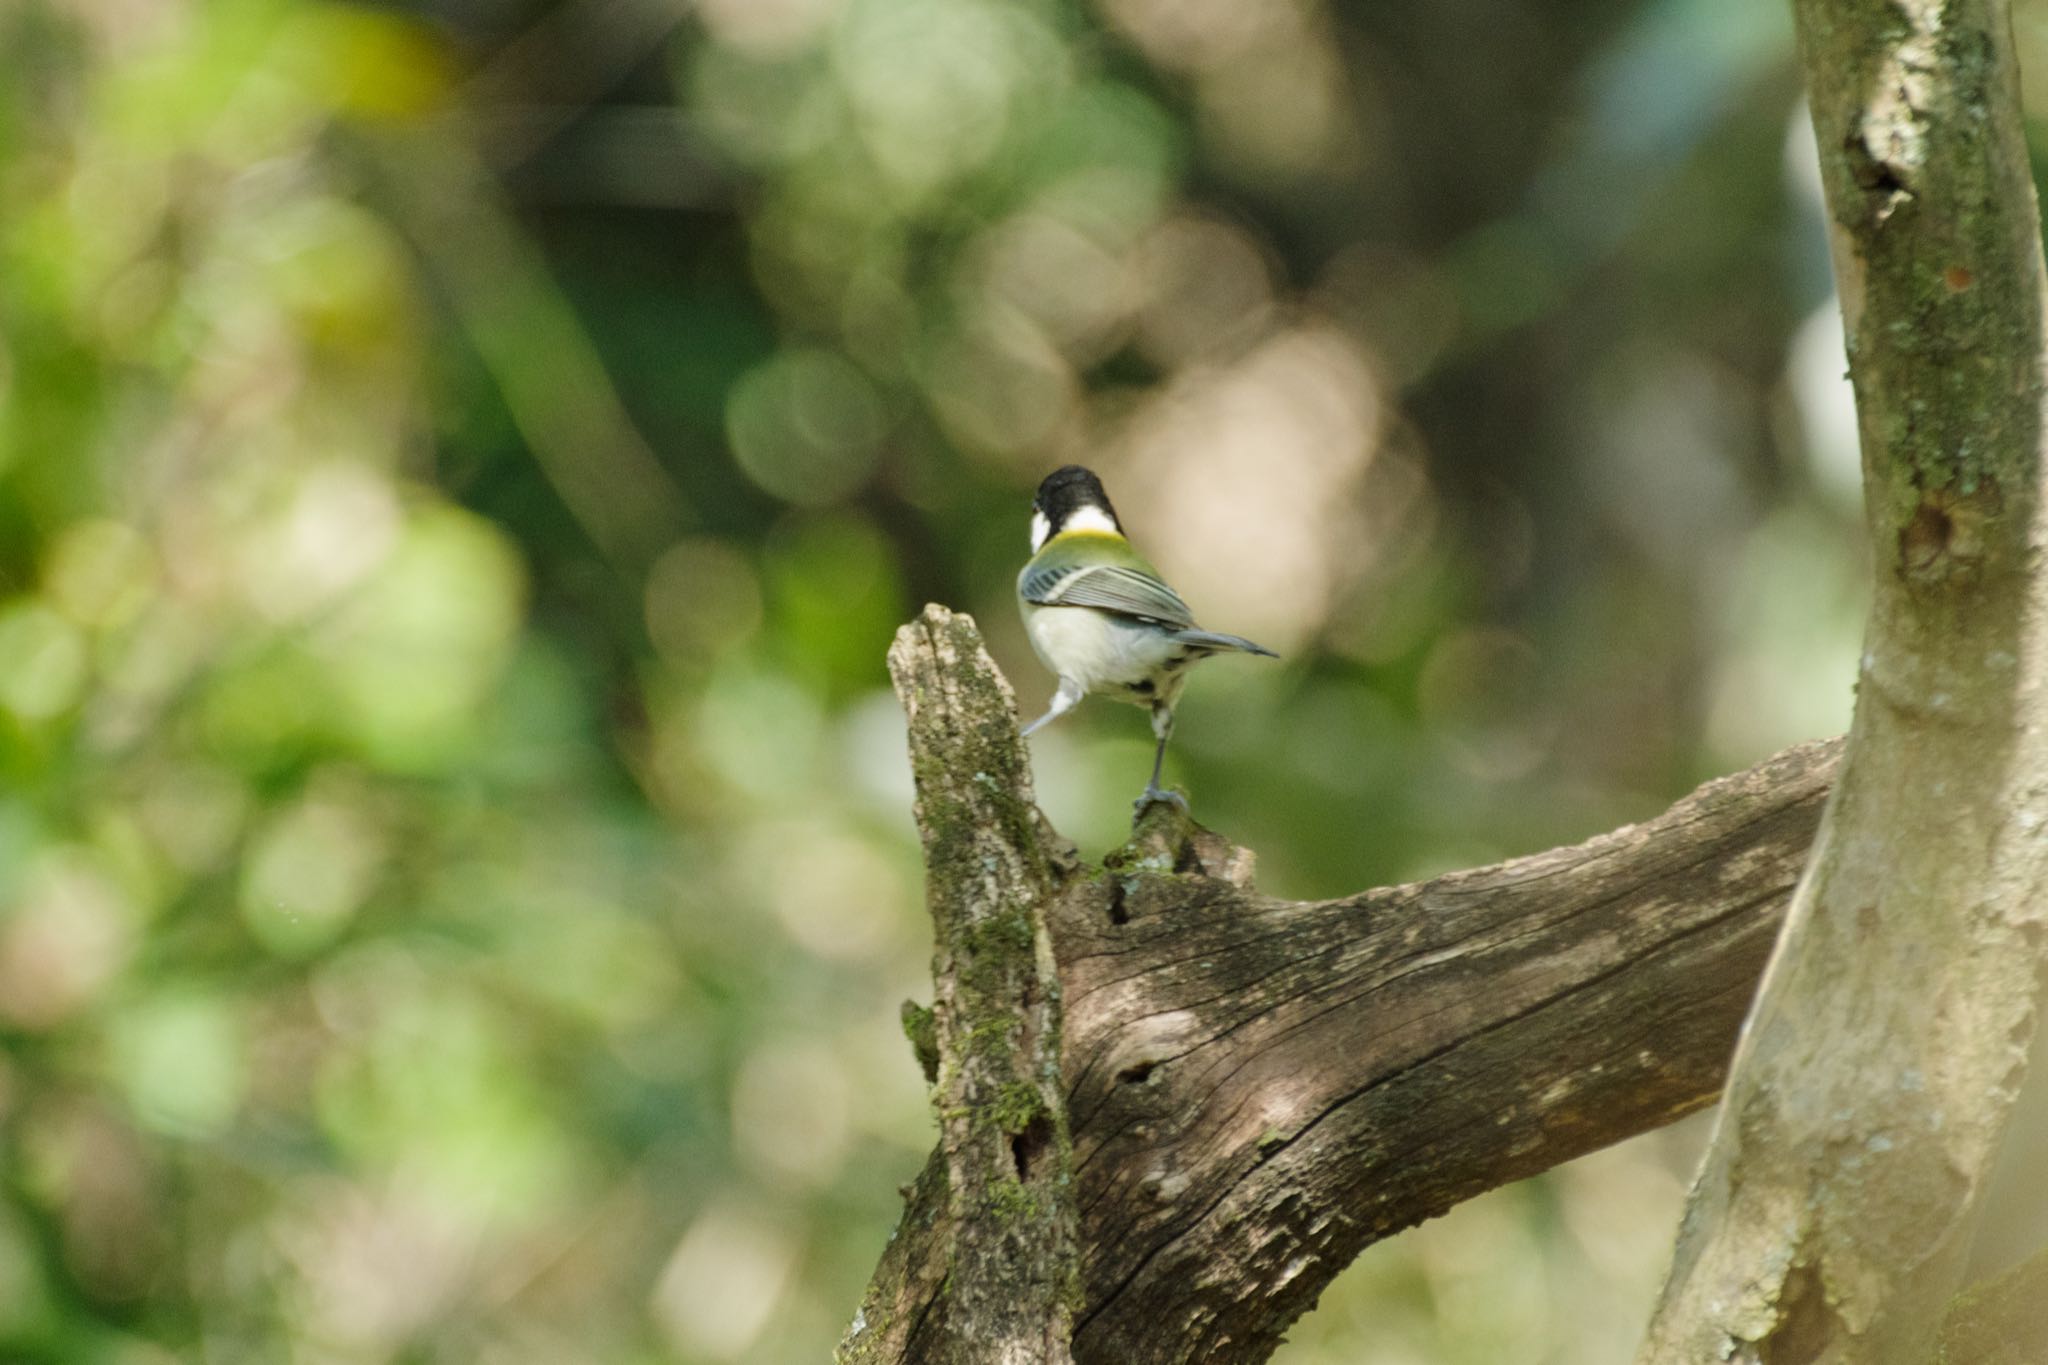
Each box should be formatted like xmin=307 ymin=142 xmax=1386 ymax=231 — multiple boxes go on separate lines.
xmin=1021 ymin=562 xmax=1196 ymax=627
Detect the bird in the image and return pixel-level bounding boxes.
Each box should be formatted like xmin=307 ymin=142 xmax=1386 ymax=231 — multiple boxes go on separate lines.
xmin=1016 ymin=465 xmax=1278 ymax=814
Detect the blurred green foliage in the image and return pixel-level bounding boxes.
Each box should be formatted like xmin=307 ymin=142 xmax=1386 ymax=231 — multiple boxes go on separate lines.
xmin=8 ymin=0 xmax=2016 ymax=1359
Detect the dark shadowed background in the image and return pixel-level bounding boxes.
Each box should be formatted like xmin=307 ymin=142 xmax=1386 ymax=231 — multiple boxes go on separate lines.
xmin=12 ymin=0 xmax=2043 ymax=1360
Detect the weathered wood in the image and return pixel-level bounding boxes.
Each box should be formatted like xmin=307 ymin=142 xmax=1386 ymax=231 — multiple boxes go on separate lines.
xmin=838 ymin=606 xmax=1080 ymax=1365
xmin=1058 ymin=738 xmax=1833 ymax=1363
xmin=1638 ymin=1 xmax=2048 ymax=1360
xmin=842 ymin=605 xmax=1843 ymax=1364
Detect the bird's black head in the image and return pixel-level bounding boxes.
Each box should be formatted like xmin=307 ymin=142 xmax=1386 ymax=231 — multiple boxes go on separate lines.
xmin=1031 ymin=465 xmax=1124 ymax=550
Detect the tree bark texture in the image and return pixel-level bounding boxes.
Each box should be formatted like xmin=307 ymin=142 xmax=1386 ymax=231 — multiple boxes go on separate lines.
xmin=840 ymin=607 xmax=1081 ymax=1364
xmin=1639 ymin=2 xmax=2048 ymax=1362
xmin=840 ymin=603 xmax=1845 ymax=1365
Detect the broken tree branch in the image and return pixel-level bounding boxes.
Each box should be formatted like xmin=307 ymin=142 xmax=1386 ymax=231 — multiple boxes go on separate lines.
xmin=839 ymin=606 xmax=1081 ymax=1364
xmin=842 ymin=603 xmax=1841 ymax=1365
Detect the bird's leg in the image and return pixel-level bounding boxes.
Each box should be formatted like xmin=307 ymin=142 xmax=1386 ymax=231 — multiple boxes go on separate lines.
xmin=1021 ymin=677 xmax=1084 ymax=737
xmin=1135 ymin=703 xmax=1188 ymax=814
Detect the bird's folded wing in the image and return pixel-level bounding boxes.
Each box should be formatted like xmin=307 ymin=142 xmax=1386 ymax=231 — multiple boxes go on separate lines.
xmin=1021 ymin=562 xmax=1195 ymax=627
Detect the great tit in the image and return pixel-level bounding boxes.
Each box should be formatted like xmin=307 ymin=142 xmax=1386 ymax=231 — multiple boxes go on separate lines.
xmin=1017 ymin=465 xmax=1277 ymax=813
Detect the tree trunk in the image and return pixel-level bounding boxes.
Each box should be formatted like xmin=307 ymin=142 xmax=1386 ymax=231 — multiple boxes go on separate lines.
xmin=839 ymin=609 xmax=1081 ymax=1364
xmin=840 ymin=604 xmax=1844 ymax=1365
xmin=1637 ymin=1 xmax=2048 ymax=1361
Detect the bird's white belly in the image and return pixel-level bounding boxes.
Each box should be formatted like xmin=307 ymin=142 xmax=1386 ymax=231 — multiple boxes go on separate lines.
xmin=1023 ymin=604 xmax=1186 ymax=704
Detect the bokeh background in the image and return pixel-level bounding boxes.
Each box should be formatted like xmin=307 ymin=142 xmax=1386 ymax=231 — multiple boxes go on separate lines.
xmin=12 ymin=0 xmax=2048 ymax=1361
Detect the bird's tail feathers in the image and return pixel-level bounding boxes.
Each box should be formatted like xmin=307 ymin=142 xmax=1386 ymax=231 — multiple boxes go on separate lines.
xmin=1173 ymin=628 xmax=1279 ymax=658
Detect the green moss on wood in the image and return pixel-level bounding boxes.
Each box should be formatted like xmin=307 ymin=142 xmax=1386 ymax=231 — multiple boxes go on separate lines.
xmin=900 ymin=1000 xmax=939 ymax=1084
xmin=986 ymin=1177 xmax=1045 ymax=1225
xmin=988 ymin=1080 xmax=1049 ymax=1134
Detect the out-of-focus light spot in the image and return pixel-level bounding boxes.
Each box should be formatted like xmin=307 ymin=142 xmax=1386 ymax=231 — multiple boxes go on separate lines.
xmin=284 ymin=5 xmax=453 ymax=123
xmin=313 ymin=988 xmax=583 ymax=1225
xmin=924 ymin=312 xmax=1077 ymax=461
xmin=762 ymin=513 xmax=905 ymax=689
xmin=1786 ymin=302 xmax=1861 ymax=511
xmin=843 ymin=1002 xmax=947 ymax=1148
xmin=1197 ymin=32 xmax=1348 ymax=183
xmin=727 ymin=348 xmax=886 ymax=505
xmin=1032 ymin=159 xmax=1177 ymax=248
xmin=731 ymin=1038 xmax=854 ymax=1186
xmin=494 ymin=897 xmax=678 ymax=1031
xmin=1553 ymin=1141 xmax=1689 ymax=1285
xmin=840 ymin=689 xmax=916 ymax=815
xmin=0 ymin=604 xmax=88 ymax=720
xmin=240 ymin=790 xmax=385 ymax=957
xmin=1133 ymin=215 xmax=1273 ymax=365
xmin=1581 ymin=349 xmax=1752 ymax=573
xmin=692 ymin=665 xmax=825 ymax=801
xmin=975 ymin=213 xmax=1133 ymax=363
xmin=313 ymin=506 xmax=526 ymax=768
xmin=310 ymin=942 xmax=430 ymax=1041
xmin=45 ymin=520 xmax=155 ymax=629
xmin=1704 ymin=507 xmax=1861 ymax=762
xmin=1783 ymin=98 xmax=1825 ymax=213
xmin=0 ymin=852 xmax=133 ymax=1029
xmin=278 ymin=1181 xmax=471 ymax=1355
xmin=832 ymin=0 xmax=1066 ymax=196
xmin=645 ymin=538 xmax=764 ymax=662
xmin=135 ymin=762 xmax=247 ymax=875
xmin=248 ymin=194 xmax=413 ymax=359
xmin=107 ymin=992 xmax=247 ymax=1138
xmin=700 ymin=0 xmax=845 ymax=56
xmin=747 ymin=185 xmax=883 ymax=326
xmin=101 ymin=601 xmax=205 ymax=708
xmin=1323 ymin=443 xmax=1442 ymax=665
xmin=651 ymin=1201 xmax=798 ymax=1361
xmin=689 ymin=45 xmax=841 ymax=167
xmin=1118 ymin=324 xmax=1382 ymax=648
xmin=740 ymin=822 xmax=905 ymax=961
xmin=245 ymin=462 xmax=402 ymax=622
xmin=1099 ymin=0 xmax=1285 ymax=72
xmin=834 ymin=251 xmax=916 ymax=365
xmin=1411 ymin=1189 xmax=1550 ymax=1358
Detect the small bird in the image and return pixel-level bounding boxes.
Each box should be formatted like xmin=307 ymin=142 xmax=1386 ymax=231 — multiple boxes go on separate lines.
xmin=1017 ymin=465 xmax=1277 ymax=813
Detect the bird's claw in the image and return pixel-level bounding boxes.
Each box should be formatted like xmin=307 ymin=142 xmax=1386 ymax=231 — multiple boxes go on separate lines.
xmin=1133 ymin=785 xmax=1190 ymax=817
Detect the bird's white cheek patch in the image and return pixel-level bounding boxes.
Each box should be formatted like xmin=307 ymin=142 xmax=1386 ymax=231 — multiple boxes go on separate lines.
xmin=1061 ymin=505 xmax=1120 ymax=538
xmin=1031 ymin=509 xmax=1052 ymax=552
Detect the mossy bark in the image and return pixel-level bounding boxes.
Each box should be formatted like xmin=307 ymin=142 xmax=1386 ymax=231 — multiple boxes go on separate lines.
xmin=837 ymin=605 xmax=1081 ymax=1365
xmin=1638 ymin=2 xmax=2048 ymax=1362
xmin=841 ymin=606 xmax=1857 ymax=1363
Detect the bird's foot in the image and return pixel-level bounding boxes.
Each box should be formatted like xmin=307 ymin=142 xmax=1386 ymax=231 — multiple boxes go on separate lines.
xmin=1133 ymin=784 xmax=1189 ymax=817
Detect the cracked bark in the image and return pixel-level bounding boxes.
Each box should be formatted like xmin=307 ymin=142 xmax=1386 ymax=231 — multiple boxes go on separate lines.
xmin=1637 ymin=1 xmax=2048 ymax=1362
xmin=839 ymin=603 xmax=1845 ymax=1365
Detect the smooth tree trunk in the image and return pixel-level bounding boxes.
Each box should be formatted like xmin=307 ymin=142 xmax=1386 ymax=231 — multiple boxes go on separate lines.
xmin=1638 ymin=0 xmax=2048 ymax=1361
